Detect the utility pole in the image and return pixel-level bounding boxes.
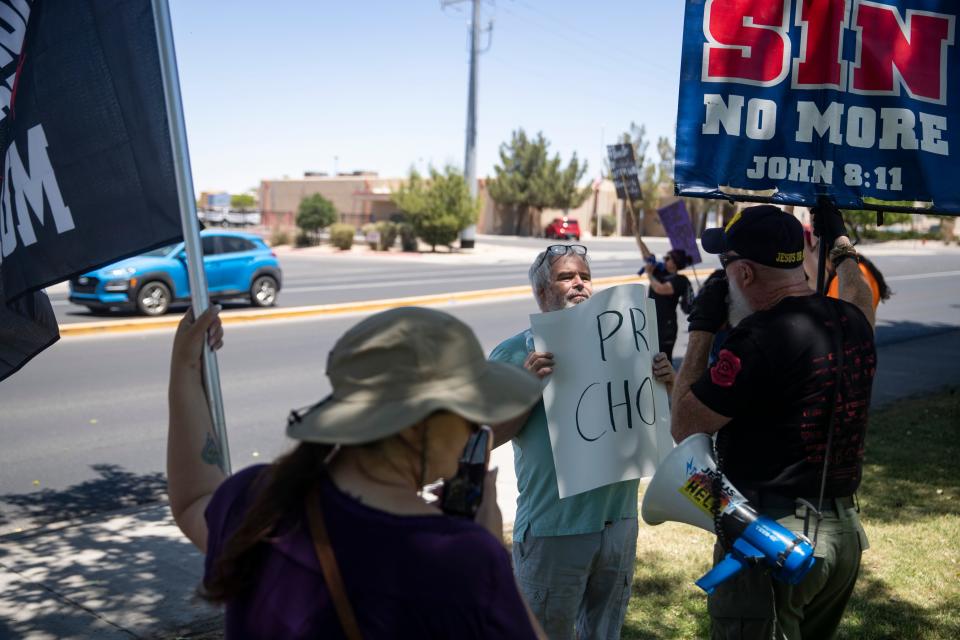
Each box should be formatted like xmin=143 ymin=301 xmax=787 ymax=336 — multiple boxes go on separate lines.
xmin=443 ymin=0 xmax=491 ymax=249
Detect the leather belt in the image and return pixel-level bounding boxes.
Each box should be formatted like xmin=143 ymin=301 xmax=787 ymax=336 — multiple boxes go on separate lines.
xmin=741 ymin=490 xmax=855 ymax=513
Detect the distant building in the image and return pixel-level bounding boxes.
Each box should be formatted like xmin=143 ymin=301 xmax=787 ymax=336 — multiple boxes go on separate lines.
xmin=259 ymin=171 xmax=671 ymax=237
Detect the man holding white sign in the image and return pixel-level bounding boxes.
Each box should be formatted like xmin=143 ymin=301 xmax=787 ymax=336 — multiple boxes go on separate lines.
xmin=490 ymin=244 xmax=674 ymax=640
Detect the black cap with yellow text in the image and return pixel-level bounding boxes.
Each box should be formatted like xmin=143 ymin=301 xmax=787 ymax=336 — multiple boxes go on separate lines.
xmin=700 ymin=205 xmax=804 ymax=269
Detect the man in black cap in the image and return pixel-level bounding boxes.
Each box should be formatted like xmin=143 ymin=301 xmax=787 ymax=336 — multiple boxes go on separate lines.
xmin=670 ymin=205 xmax=876 ymax=639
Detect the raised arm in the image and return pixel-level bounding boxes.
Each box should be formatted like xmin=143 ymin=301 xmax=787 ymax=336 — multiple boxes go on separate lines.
xmin=831 ymin=236 xmax=876 ymax=328
xmin=167 ymin=305 xmax=226 ymax=552
xmin=811 ymin=204 xmax=876 ymax=329
xmin=634 ymin=221 xmax=653 ymax=260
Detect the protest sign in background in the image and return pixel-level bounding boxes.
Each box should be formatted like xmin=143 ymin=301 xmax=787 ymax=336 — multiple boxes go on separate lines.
xmin=657 ymin=200 xmax=702 ymax=264
xmin=607 ymin=143 xmax=643 ymax=201
xmin=675 ymin=0 xmax=960 ymax=214
xmin=0 ymin=1 xmax=182 ymax=381
xmin=530 ymin=284 xmax=673 ymax=499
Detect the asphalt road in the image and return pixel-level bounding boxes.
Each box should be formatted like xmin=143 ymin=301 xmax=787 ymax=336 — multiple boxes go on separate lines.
xmin=1 ymin=242 xmax=957 ymax=534
xmin=46 ymin=236 xmax=675 ymax=325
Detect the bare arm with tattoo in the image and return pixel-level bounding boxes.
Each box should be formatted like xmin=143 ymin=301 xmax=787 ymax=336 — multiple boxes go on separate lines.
xmin=167 ymin=305 xmax=226 ymax=553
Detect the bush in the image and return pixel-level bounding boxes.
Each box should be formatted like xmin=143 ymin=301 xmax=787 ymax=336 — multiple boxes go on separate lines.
xmin=361 ymin=223 xmax=379 ymax=249
xmin=269 ymin=228 xmax=291 ymax=247
xmin=393 ymin=167 xmax=478 ymax=251
xmin=329 ymin=223 xmax=355 ymax=250
xmin=601 ymin=214 xmax=617 ymax=236
xmin=294 ymin=229 xmax=314 ymax=248
xmin=296 ymin=193 xmax=337 ymax=244
xmin=376 ymin=221 xmax=398 ymax=250
xmin=398 ymin=223 xmax=419 ymax=252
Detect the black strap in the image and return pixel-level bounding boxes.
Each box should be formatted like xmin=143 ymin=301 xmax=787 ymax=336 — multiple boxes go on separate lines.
xmin=306 ymin=486 xmax=363 ymax=640
xmin=811 ymin=300 xmax=846 ymax=547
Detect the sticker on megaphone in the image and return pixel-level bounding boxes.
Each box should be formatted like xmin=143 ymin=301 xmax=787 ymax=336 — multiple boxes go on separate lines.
xmin=642 ymin=434 xmax=817 ymax=594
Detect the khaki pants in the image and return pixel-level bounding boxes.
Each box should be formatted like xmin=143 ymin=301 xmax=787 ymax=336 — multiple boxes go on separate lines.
xmin=512 ymin=518 xmax=638 ymax=640
xmin=708 ymin=498 xmax=869 ymax=640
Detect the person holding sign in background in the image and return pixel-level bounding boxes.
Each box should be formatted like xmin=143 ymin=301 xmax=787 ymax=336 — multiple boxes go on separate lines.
xmin=635 ymin=237 xmax=694 ymax=360
xmin=671 ymin=206 xmax=877 ymax=640
xmin=489 ymin=244 xmax=675 ymax=640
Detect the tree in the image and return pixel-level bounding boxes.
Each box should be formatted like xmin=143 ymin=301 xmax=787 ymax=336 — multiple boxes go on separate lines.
xmin=230 ymin=194 xmax=256 ymax=211
xmin=843 ymin=209 xmax=911 ymax=239
xmin=487 ymin=129 xmax=590 ymax=236
xmin=394 ymin=167 xmax=478 ymax=251
xmin=296 ymin=193 xmax=337 ymax=243
xmin=552 ymin=152 xmax=592 ymax=212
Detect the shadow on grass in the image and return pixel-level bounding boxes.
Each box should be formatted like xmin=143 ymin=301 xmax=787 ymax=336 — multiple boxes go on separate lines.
xmin=622 ymin=550 xmax=710 ymax=640
xmin=843 ymin=566 xmax=960 ymax=640
xmin=858 ymin=387 xmax=960 ymax=523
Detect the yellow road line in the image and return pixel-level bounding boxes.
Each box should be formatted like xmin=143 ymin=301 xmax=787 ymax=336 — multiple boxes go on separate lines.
xmin=58 ymin=268 xmax=716 ymax=337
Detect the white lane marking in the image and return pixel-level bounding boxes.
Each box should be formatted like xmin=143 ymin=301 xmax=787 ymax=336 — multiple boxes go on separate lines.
xmin=885 ymin=270 xmax=960 ymax=282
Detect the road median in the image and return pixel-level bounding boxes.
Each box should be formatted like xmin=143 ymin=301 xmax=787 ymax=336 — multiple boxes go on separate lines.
xmin=58 ymin=269 xmax=715 ymax=337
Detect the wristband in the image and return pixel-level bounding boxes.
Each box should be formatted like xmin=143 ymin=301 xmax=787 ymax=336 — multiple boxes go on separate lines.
xmin=829 ymin=245 xmax=859 ymax=268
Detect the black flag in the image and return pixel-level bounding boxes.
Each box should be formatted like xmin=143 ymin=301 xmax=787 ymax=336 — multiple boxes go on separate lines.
xmin=0 ymin=0 xmax=183 ymax=381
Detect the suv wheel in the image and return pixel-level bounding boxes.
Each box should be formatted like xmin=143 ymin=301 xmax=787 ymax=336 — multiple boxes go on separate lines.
xmin=136 ymin=281 xmax=171 ymax=316
xmin=249 ymin=275 xmax=278 ymax=307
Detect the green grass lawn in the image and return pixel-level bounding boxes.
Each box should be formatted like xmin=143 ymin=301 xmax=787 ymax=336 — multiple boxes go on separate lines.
xmin=623 ymin=387 xmax=960 ymax=639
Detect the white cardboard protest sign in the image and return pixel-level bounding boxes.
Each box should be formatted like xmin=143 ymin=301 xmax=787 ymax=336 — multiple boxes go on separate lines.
xmin=529 ymin=284 xmax=673 ymax=499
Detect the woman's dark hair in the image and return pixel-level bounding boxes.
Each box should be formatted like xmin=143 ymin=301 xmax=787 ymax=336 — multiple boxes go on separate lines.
xmin=201 ymin=442 xmax=332 ymax=603
xmin=859 ymin=255 xmax=892 ymax=301
xmin=667 ymin=249 xmax=690 ymax=270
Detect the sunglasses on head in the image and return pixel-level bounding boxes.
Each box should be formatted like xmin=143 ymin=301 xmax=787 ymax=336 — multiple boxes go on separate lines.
xmin=535 ymin=244 xmax=587 ymax=269
xmin=719 ymin=253 xmax=747 ymax=269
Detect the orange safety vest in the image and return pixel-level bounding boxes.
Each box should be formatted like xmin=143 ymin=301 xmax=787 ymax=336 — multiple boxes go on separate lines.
xmin=827 ymin=262 xmax=881 ymax=310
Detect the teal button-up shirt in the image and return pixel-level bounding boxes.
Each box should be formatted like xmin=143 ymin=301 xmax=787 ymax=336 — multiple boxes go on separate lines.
xmin=490 ymin=330 xmax=639 ymax=542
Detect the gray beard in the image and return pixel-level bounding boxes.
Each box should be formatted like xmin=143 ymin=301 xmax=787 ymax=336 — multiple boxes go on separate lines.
xmin=728 ymin=279 xmax=754 ymax=327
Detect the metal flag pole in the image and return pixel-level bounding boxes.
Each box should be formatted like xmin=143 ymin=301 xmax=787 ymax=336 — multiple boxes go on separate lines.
xmin=151 ymin=0 xmax=231 ymax=474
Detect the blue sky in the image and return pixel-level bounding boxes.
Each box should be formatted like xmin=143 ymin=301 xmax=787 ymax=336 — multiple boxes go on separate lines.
xmin=169 ymin=1 xmax=686 ymax=194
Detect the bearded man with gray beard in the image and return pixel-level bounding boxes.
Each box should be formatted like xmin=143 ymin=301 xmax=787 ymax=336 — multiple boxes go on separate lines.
xmin=671 ymin=205 xmax=877 ymax=640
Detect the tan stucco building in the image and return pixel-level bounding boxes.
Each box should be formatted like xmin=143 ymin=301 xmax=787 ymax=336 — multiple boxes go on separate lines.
xmin=259 ymin=172 xmax=670 ymax=237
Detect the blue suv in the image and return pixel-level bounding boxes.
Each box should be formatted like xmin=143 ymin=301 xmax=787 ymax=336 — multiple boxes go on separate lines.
xmin=69 ymin=231 xmax=283 ymax=316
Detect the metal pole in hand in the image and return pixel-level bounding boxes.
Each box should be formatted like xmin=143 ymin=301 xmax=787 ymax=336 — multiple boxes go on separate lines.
xmin=816 ymin=233 xmax=828 ymax=295
xmin=813 ymin=196 xmax=830 ymax=296
xmin=152 ymin=0 xmax=231 ymax=474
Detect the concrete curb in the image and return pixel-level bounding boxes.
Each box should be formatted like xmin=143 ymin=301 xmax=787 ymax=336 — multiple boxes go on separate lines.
xmin=58 ymin=269 xmax=716 ymax=338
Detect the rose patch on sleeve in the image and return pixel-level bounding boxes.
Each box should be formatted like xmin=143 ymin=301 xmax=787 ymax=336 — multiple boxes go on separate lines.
xmin=710 ymin=349 xmax=742 ymax=388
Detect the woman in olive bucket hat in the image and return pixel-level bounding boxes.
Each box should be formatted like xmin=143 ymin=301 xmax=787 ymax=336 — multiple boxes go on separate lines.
xmin=167 ymin=306 xmax=545 ymax=639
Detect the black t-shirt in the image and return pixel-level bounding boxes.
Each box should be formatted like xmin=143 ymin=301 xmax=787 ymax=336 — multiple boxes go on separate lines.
xmin=691 ymin=294 xmax=876 ymax=498
xmin=648 ymin=268 xmax=691 ymax=337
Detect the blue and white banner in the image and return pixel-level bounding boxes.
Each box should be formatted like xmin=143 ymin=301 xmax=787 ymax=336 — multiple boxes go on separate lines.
xmin=675 ymin=0 xmax=960 ymax=214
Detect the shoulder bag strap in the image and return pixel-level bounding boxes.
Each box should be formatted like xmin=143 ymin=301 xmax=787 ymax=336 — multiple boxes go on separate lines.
xmin=306 ymin=485 xmax=363 ymax=640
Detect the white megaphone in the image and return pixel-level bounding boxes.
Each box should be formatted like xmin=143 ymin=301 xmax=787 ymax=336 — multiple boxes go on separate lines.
xmin=642 ymin=433 xmax=816 ymax=594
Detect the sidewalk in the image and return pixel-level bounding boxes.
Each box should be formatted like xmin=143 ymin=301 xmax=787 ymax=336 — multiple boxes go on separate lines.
xmin=2 ymin=337 xmax=957 ymax=638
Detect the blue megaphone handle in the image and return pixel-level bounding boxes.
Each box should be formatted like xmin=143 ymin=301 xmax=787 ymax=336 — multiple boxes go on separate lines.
xmin=695 ymin=538 xmax=765 ymax=594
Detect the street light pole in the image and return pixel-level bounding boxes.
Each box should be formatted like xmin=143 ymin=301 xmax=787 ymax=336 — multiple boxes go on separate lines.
xmin=443 ymin=0 xmax=490 ymax=248
xmin=460 ymin=0 xmax=481 ymax=249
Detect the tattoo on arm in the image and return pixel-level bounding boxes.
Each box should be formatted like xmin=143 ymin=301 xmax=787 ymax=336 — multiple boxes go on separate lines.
xmin=201 ymin=432 xmax=224 ymax=469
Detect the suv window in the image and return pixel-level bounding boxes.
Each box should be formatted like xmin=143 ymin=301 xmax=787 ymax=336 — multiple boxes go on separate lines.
xmin=202 ymin=237 xmax=218 ymax=256
xmin=219 ymin=237 xmax=256 ymax=254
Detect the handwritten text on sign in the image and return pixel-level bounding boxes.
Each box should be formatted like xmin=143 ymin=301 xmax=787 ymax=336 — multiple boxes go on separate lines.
xmin=675 ymin=0 xmax=960 ymax=213
xmin=530 ymin=284 xmax=673 ymax=499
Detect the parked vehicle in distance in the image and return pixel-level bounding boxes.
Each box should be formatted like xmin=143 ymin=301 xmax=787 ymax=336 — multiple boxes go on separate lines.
xmin=198 ymin=209 xmax=226 ymax=225
xmin=224 ymin=210 xmax=262 ymax=226
xmin=69 ymin=231 xmax=282 ymax=316
xmin=544 ymin=217 xmax=581 ymax=240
